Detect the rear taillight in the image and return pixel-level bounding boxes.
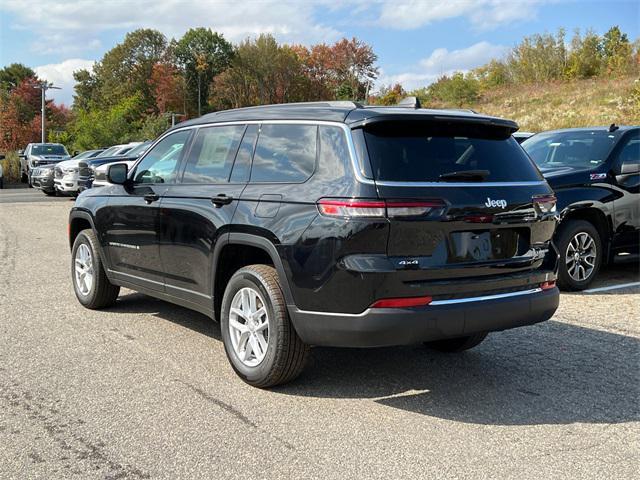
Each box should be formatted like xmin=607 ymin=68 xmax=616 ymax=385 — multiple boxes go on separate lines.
xmin=540 ymin=280 xmax=556 ymax=290
xmin=533 ymin=194 xmax=557 ymax=214
xmin=317 ymin=199 xmax=385 ymax=218
xmin=370 ymin=296 xmax=433 ymax=308
xmin=317 ymin=199 xmax=445 ymax=218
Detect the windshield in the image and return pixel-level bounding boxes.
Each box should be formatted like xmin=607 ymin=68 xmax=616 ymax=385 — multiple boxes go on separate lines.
xmin=32 ymin=144 xmax=68 ymax=156
xmin=72 ymin=150 xmax=94 ymax=160
xmin=98 ymin=146 xmax=120 ymax=157
xmin=522 ymin=130 xmax=619 ymax=170
xmin=363 ymin=122 xmax=542 ymax=182
xmin=127 ymin=141 xmax=151 ymax=157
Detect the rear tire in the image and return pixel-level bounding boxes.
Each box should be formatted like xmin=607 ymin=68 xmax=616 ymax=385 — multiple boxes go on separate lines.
xmin=556 ymin=219 xmax=602 ymax=291
xmin=221 ymin=265 xmax=310 ymax=388
xmin=424 ymin=333 xmax=488 ymax=353
xmin=71 ymin=229 xmax=120 ymax=309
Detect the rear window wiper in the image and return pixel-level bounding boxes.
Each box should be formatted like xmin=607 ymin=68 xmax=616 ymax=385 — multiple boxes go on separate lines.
xmin=439 ymin=169 xmax=490 ymax=182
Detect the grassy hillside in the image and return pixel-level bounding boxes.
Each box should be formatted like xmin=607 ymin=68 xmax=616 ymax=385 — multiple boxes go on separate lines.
xmin=432 ymin=76 xmax=639 ymax=132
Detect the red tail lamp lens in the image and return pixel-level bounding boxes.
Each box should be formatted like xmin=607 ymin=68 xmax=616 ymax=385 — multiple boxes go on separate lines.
xmin=533 ymin=194 xmax=557 ymax=213
xmin=540 ymin=280 xmax=556 ymax=290
xmin=317 ymin=199 xmax=386 ymax=218
xmin=317 ymin=199 xmax=445 ymax=218
xmin=370 ymin=296 xmax=433 ymax=308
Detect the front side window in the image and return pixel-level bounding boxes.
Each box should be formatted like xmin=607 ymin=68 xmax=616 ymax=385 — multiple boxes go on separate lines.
xmin=523 ymin=130 xmax=620 ymax=170
xmin=251 ymin=124 xmax=317 ymax=183
xmin=134 ymin=130 xmax=190 ymax=184
xmin=614 ymin=132 xmax=639 ymax=169
xmin=182 ymin=125 xmax=245 ymax=184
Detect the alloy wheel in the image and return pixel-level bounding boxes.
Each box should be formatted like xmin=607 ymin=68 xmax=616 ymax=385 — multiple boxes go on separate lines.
xmin=74 ymin=243 xmax=94 ymax=295
xmin=565 ymin=231 xmax=597 ymax=282
xmin=228 ymin=287 xmax=270 ymax=367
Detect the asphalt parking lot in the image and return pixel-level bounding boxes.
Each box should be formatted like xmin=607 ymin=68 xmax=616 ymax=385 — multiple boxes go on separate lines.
xmin=1 ymin=196 xmax=638 ymax=479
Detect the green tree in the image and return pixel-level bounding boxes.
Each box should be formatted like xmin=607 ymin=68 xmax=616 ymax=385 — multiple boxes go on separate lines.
xmin=83 ymin=29 xmax=167 ymax=112
xmin=70 ymin=95 xmax=143 ymax=149
xmin=372 ymin=84 xmax=406 ymax=105
xmin=428 ymin=72 xmax=480 ymax=106
xmin=566 ymin=29 xmax=602 ymax=79
xmin=0 ymin=63 xmax=36 ymax=91
xmin=173 ymin=28 xmax=233 ymax=115
xmin=210 ymin=34 xmax=308 ymax=109
xmin=602 ymin=26 xmax=633 ymax=75
xmin=507 ymin=30 xmax=567 ymax=83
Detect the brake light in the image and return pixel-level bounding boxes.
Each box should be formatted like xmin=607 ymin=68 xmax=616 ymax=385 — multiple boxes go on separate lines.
xmin=370 ymin=296 xmax=433 ymax=308
xmin=317 ymin=199 xmax=385 ymax=218
xmin=317 ymin=199 xmax=445 ymax=218
xmin=540 ymin=280 xmax=556 ymax=290
xmin=533 ymin=194 xmax=557 ymax=214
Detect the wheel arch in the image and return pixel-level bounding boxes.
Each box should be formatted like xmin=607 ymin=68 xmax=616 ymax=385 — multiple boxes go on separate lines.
xmin=213 ymin=233 xmax=295 ymax=322
xmin=68 ymin=210 xmax=111 ymax=268
xmin=558 ymin=205 xmax=612 ymax=263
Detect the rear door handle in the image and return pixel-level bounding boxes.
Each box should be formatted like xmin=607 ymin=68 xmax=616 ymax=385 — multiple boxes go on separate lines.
xmin=211 ymin=194 xmax=233 ymax=207
xmin=144 ymin=193 xmax=160 ymax=204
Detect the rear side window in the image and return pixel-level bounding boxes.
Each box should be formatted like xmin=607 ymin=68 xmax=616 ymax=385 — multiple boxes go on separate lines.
xmin=363 ymin=122 xmax=542 ymax=182
xmin=250 ymin=124 xmax=317 ymax=183
xmin=182 ymin=125 xmax=245 ymax=183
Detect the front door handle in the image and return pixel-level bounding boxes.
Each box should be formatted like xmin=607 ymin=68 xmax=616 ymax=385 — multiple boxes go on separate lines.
xmin=211 ymin=194 xmax=233 ymax=207
xmin=144 ymin=193 xmax=160 ymax=204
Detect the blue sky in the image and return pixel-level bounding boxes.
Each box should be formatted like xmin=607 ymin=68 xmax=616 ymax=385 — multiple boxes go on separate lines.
xmin=1 ymin=0 xmax=638 ymax=106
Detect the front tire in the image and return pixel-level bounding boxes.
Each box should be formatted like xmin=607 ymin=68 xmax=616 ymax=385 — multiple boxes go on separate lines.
xmin=71 ymin=229 xmax=120 ymax=309
xmin=43 ymin=189 xmax=57 ymax=196
xmin=556 ymin=220 xmax=602 ymax=291
xmin=221 ymin=265 xmax=309 ymax=388
xmin=424 ymin=333 xmax=488 ymax=352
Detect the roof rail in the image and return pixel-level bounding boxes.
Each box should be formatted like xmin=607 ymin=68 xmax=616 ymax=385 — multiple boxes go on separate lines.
xmin=396 ymin=96 xmax=421 ymax=109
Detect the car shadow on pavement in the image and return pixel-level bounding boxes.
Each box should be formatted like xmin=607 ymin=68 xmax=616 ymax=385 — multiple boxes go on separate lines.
xmin=107 ymin=292 xmax=222 ymax=340
xmin=278 ymin=321 xmax=639 ymax=426
xmin=108 ymin=292 xmax=638 ymax=427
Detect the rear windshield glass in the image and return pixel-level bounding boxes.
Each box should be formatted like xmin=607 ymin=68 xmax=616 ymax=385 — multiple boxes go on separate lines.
xmin=522 ymin=130 xmax=619 ymax=169
xmin=363 ymin=122 xmax=542 ymax=182
xmin=32 ymin=144 xmax=68 ymax=156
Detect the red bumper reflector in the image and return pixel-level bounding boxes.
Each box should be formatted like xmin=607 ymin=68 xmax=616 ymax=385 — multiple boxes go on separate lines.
xmin=540 ymin=280 xmax=556 ymax=290
xmin=371 ymin=296 xmax=433 ymax=308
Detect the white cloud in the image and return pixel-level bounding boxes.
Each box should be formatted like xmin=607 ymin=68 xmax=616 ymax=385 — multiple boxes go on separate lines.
xmin=377 ymin=0 xmax=549 ymax=30
xmin=420 ymin=41 xmax=509 ymax=73
xmin=34 ymin=59 xmax=94 ymax=106
xmin=2 ymin=0 xmax=342 ymax=54
xmin=376 ymin=41 xmax=508 ymax=91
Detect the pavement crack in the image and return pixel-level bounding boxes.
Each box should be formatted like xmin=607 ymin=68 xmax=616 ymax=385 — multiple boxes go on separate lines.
xmin=175 ymin=379 xmax=296 ymax=451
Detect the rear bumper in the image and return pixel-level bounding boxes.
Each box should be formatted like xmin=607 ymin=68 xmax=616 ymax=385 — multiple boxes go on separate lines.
xmin=288 ymin=287 xmax=559 ymax=347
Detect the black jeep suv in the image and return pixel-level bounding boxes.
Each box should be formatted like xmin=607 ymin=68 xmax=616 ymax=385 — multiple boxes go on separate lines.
xmin=69 ymin=101 xmax=559 ymax=387
xmin=523 ymin=125 xmax=639 ymax=290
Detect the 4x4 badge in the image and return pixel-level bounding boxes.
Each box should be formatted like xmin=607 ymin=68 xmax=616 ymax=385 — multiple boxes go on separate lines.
xmin=484 ymin=197 xmax=507 ymax=209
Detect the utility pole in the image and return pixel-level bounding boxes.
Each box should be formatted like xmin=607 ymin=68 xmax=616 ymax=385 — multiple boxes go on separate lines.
xmin=164 ymin=112 xmax=186 ymax=127
xmin=33 ymin=81 xmax=60 ymax=143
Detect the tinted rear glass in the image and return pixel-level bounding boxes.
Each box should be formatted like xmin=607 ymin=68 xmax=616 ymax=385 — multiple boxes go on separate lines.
xmin=363 ymin=122 xmax=542 ymax=182
xmin=522 ymin=130 xmax=620 ymax=169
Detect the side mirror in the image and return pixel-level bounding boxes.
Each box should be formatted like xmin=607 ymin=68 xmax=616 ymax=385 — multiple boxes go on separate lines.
xmin=0 ymin=154 xmax=5 ymax=161
xmin=620 ymin=161 xmax=640 ymax=175
xmin=19 ymin=154 xmax=26 ymax=160
xmin=107 ymin=163 xmax=128 ymax=184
